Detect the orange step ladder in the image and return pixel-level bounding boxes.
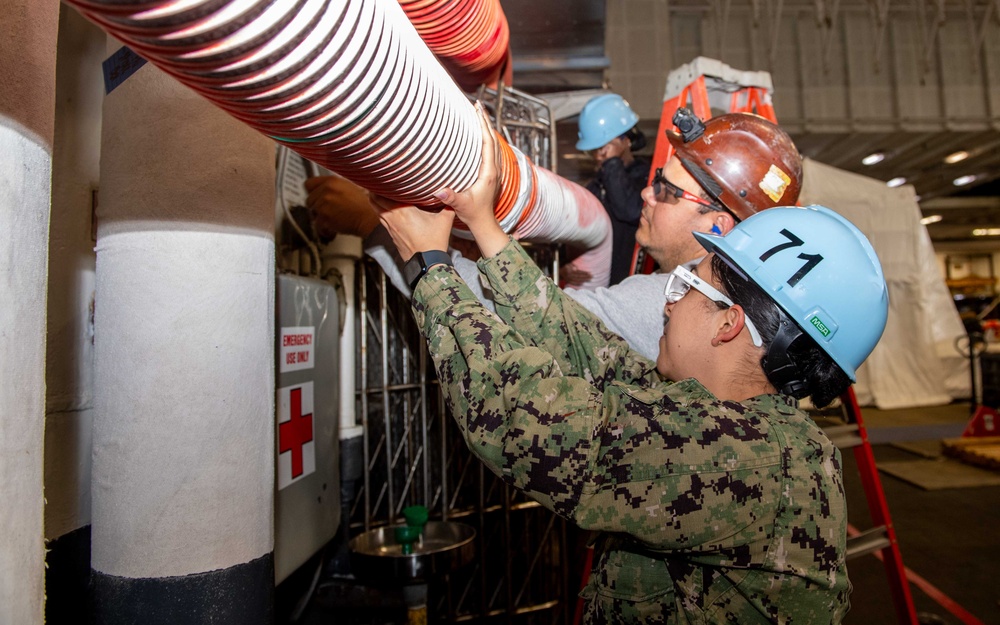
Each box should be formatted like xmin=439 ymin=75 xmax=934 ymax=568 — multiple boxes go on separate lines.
xmin=601 ymin=57 xmax=918 ymax=625
xmin=632 ymin=56 xmax=776 ymax=276
xmin=829 ymin=387 xmax=919 ymax=625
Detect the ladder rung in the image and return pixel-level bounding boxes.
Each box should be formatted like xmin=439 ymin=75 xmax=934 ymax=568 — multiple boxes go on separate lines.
xmin=824 ymin=424 xmax=864 ymax=449
xmin=846 ymin=526 xmax=892 ymax=559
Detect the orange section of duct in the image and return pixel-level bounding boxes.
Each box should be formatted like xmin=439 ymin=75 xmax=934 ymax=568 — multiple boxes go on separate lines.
xmin=66 ymin=0 xmax=611 ymax=287
xmin=455 ymin=135 xmax=613 ymax=288
xmin=399 ymin=0 xmax=513 ymax=92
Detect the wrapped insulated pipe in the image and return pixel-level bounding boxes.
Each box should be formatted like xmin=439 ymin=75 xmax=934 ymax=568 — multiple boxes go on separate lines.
xmin=66 ymin=0 xmax=612 ymax=287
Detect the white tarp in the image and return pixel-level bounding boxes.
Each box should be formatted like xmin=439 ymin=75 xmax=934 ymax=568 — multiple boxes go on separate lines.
xmin=799 ymin=158 xmax=969 ymax=409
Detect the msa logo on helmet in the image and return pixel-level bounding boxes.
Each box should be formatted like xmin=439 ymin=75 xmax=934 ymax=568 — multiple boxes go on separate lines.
xmin=759 ymin=164 xmax=791 ymax=203
xmin=810 ymin=315 xmax=832 ymax=337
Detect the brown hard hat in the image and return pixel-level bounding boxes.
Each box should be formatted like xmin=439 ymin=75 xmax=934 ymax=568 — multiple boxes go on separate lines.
xmin=665 ymin=111 xmax=802 ymax=221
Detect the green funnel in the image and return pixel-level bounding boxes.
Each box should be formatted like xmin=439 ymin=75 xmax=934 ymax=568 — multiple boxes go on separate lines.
xmin=395 ymin=505 xmax=430 ymax=555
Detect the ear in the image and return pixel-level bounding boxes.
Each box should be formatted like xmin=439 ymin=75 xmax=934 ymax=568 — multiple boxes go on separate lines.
xmin=711 ymin=305 xmax=749 ymax=346
xmin=716 ymin=212 xmax=737 ymax=235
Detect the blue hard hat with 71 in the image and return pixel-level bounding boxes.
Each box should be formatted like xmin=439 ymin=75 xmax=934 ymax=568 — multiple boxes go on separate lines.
xmin=576 ymin=94 xmax=639 ymax=151
xmin=693 ymin=205 xmax=889 ymax=381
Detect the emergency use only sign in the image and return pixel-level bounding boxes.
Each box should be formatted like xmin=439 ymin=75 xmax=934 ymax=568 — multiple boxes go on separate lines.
xmin=280 ymin=326 xmax=314 ymax=373
xmin=277 ymin=325 xmax=317 ymax=490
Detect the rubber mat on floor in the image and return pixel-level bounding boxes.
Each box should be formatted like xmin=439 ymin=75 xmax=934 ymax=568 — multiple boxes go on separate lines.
xmin=890 ymin=439 xmax=943 ymax=459
xmin=877 ymin=458 xmax=1000 ymax=490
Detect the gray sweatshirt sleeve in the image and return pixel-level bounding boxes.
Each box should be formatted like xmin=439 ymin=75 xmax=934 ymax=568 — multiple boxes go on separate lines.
xmin=364 ymin=224 xmax=669 ymax=360
xmin=561 ymin=273 xmax=670 ymax=361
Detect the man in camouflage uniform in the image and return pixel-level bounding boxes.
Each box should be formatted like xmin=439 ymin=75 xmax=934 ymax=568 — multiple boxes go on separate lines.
xmin=377 ymin=106 xmax=889 ymax=624
xmin=410 ymin=237 xmax=850 ymax=623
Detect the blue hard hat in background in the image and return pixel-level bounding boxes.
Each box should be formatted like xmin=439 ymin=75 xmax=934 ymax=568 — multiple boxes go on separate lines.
xmin=693 ymin=205 xmax=889 ymax=381
xmin=576 ymin=94 xmax=639 ymax=151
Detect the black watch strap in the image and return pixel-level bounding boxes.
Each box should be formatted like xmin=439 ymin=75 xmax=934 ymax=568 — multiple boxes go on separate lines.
xmin=403 ymin=250 xmax=453 ymax=291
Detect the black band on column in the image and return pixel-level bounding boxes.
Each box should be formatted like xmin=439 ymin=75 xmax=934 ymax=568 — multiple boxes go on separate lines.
xmin=92 ymin=552 xmax=274 ymax=625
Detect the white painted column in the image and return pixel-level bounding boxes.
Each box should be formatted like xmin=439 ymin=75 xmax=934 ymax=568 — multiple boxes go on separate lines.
xmin=91 ymin=53 xmax=276 ymax=623
xmin=0 ymin=1 xmax=59 ymax=623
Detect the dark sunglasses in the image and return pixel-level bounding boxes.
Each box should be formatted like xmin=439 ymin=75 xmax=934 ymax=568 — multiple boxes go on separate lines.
xmin=651 ymin=168 xmax=723 ymax=210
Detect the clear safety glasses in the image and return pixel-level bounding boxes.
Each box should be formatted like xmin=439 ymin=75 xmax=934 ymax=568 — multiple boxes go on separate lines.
xmin=651 ymin=168 xmax=723 ymax=211
xmin=664 ymin=265 xmax=763 ymax=347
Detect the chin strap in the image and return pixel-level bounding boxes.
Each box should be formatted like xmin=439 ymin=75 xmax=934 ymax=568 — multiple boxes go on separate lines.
xmin=762 ymin=316 xmax=809 ymax=398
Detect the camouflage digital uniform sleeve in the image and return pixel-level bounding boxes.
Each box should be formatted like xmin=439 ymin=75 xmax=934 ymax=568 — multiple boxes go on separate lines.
xmin=410 ymin=254 xmax=650 ymax=517
xmin=473 ymin=239 xmax=656 ymax=389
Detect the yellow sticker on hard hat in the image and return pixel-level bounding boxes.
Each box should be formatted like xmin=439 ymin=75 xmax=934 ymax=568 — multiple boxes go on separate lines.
xmin=759 ymin=165 xmax=791 ymax=203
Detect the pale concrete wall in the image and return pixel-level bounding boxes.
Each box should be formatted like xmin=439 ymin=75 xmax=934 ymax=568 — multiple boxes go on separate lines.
xmin=45 ymin=3 xmax=105 ymax=543
xmin=0 ymin=1 xmax=59 ymax=622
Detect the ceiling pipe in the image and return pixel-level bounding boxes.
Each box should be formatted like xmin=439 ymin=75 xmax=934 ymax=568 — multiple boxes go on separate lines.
xmin=65 ymin=0 xmax=611 ymax=287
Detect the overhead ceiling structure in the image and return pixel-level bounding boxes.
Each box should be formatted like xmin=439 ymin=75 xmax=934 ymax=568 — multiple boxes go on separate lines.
xmin=499 ymin=0 xmax=1000 ymax=248
xmin=503 ymin=0 xmax=608 ymax=93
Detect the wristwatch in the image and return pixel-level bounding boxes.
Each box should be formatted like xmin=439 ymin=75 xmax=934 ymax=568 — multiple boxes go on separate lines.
xmin=403 ymin=250 xmax=453 ymax=290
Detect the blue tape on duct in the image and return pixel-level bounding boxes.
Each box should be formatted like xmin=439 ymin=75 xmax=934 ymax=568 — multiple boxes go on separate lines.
xmin=102 ymin=46 xmax=146 ymax=94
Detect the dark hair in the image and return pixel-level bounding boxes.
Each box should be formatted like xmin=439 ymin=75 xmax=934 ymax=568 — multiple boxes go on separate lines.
xmin=711 ymin=255 xmax=851 ymax=407
xmin=623 ymin=126 xmax=647 ymax=152
xmin=695 ymin=199 xmax=728 ymax=216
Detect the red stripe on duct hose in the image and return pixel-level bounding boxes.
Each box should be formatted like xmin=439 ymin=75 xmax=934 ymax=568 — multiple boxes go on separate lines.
xmin=66 ymin=0 xmax=611 ymax=287
xmin=399 ymin=0 xmax=512 ymax=92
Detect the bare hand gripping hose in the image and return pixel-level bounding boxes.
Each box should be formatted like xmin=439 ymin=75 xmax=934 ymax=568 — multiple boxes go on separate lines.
xmin=66 ymin=0 xmax=612 ymax=287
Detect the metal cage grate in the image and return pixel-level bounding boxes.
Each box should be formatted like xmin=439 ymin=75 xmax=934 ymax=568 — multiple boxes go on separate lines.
xmin=343 ymin=85 xmax=574 ymax=623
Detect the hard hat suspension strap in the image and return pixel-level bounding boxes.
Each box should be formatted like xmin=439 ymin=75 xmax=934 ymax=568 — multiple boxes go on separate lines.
xmin=762 ymin=315 xmax=809 ymax=398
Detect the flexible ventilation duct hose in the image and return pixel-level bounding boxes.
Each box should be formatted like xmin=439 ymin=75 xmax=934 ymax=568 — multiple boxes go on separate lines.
xmin=399 ymin=0 xmax=511 ymax=92
xmin=66 ymin=0 xmax=612 ymax=287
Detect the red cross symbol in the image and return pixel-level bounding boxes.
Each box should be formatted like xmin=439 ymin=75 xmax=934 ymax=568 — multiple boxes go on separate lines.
xmin=279 ymin=387 xmax=313 ymax=478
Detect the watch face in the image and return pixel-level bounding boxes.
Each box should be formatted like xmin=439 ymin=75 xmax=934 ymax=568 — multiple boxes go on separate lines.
xmin=404 ymin=253 xmax=425 ymax=290
xmin=405 ymin=251 xmax=452 ymax=291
